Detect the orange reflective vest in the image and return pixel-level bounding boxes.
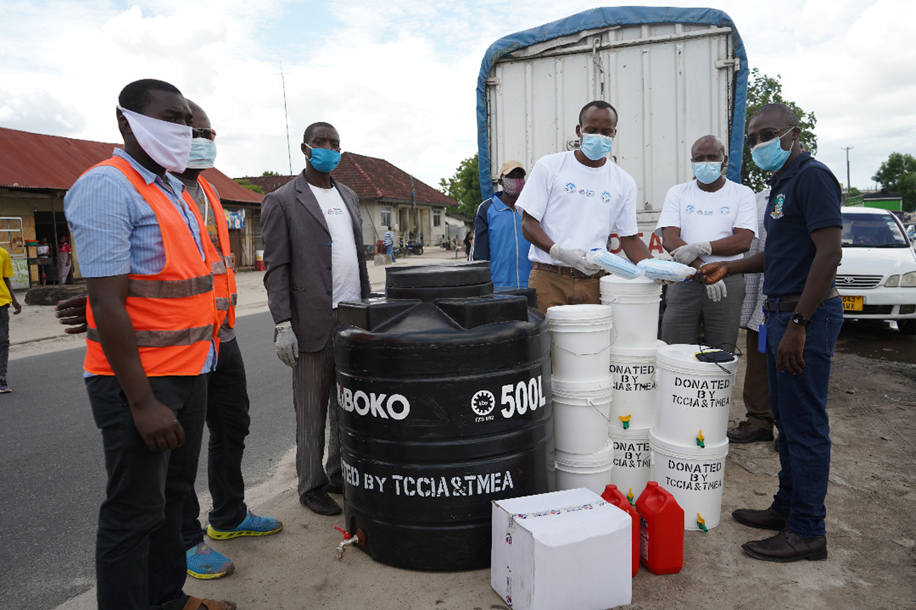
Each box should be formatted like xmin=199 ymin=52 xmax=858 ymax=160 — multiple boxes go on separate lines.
xmin=84 ymin=156 xmax=219 ymax=377
xmin=183 ymin=177 xmax=238 ymax=329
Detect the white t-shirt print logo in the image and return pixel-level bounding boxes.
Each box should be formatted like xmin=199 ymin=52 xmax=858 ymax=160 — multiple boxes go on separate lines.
xmin=326 ymin=207 xmax=345 ymax=216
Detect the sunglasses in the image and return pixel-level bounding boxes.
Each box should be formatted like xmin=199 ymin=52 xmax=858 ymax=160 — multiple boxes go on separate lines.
xmin=192 ymin=128 xmax=217 ymax=140
xmin=745 ymin=126 xmax=793 ymax=149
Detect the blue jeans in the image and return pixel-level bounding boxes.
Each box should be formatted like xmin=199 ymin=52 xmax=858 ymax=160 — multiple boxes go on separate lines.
xmin=386 ymin=243 xmax=395 ymax=262
xmin=765 ymin=296 xmax=843 ymax=538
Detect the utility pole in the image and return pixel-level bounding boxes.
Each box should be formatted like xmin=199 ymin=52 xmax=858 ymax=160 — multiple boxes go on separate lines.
xmin=841 ymin=146 xmax=853 ymax=192
xmin=280 ymin=61 xmax=293 ymax=175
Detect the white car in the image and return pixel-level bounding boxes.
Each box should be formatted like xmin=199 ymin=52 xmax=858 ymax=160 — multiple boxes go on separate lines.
xmin=837 ymin=206 xmax=916 ymax=334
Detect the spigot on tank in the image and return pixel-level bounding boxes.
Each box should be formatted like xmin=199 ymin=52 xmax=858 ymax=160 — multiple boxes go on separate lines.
xmin=696 ymin=430 xmax=705 ymax=449
xmin=619 ymin=414 xmax=631 ymax=430
xmin=334 ymin=526 xmax=366 ymax=559
xmin=697 ymin=513 xmax=708 ymax=532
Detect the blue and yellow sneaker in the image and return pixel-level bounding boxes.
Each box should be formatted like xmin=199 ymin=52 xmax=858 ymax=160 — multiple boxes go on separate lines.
xmin=186 ymin=542 xmax=234 ymax=580
xmin=207 ymin=511 xmax=283 ymax=540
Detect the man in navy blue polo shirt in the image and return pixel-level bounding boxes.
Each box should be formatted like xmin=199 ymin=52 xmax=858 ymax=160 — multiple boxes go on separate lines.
xmin=702 ymin=102 xmax=843 ymax=563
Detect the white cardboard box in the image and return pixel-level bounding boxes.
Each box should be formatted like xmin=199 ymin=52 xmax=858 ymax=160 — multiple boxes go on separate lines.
xmin=491 ymin=488 xmax=632 ymax=610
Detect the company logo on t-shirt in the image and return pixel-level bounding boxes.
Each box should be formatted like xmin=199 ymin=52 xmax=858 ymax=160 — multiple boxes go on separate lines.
xmin=719 ymin=206 xmax=731 ymax=215
xmin=565 ymin=183 xmax=576 ymax=193
xmin=577 ymin=188 xmax=596 ymax=198
xmin=564 ymin=182 xmax=598 ymax=198
xmin=685 ymin=204 xmax=713 ymax=216
xmin=771 ymin=194 xmax=786 ymax=219
xmin=326 ymin=207 xmax=345 ymax=216
xmin=601 ymin=192 xmax=611 ymax=203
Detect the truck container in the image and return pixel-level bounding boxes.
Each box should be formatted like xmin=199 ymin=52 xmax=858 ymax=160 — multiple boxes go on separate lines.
xmin=476 ymin=6 xmax=749 ymax=254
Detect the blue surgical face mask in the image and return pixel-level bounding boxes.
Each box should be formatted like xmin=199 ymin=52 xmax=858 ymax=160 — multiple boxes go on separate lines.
xmin=579 ymin=133 xmax=614 ymax=161
xmin=306 ymin=144 xmax=341 ymax=173
xmin=751 ymin=130 xmax=793 ymax=171
xmin=186 ymin=137 xmax=217 ymax=169
xmin=692 ymin=161 xmax=723 ymax=185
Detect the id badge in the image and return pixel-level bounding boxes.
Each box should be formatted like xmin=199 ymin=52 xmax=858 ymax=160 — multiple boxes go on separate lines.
xmin=758 ymin=323 xmax=766 ymax=353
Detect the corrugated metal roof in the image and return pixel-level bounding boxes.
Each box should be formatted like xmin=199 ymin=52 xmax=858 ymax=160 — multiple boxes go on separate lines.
xmin=0 ymin=127 xmax=262 ymax=204
xmin=239 ymin=152 xmax=458 ymax=207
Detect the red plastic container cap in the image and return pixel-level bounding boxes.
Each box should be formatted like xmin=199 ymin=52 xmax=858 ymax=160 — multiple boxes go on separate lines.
xmin=602 ymin=484 xmax=640 ymax=577
xmin=635 ymin=481 xmax=684 ymax=575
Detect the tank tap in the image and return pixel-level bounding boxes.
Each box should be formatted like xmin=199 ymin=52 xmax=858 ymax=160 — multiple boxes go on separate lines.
xmin=697 ymin=513 xmax=708 ymax=532
xmin=334 ymin=526 xmax=366 ymax=559
xmin=619 ymin=414 xmax=631 ymax=430
xmin=696 ymin=430 xmax=705 ymax=449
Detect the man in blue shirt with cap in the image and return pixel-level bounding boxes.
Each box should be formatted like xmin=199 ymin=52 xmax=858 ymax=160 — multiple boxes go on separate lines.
xmin=473 ymin=160 xmax=531 ymax=290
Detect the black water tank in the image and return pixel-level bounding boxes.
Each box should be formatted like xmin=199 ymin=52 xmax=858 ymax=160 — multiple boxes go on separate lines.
xmin=335 ymin=262 xmax=552 ymax=571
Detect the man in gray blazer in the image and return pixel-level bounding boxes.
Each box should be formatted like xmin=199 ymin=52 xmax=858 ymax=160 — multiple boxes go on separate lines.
xmin=261 ymin=122 xmax=371 ymax=515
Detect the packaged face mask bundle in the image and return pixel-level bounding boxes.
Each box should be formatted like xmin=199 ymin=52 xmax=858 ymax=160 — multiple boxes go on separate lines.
xmin=586 ymin=248 xmax=643 ymax=280
xmin=636 ymin=258 xmax=696 ymax=282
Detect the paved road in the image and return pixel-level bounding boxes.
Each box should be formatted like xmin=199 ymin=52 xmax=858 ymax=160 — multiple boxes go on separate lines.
xmin=0 ymin=311 xmax=296 ymax=610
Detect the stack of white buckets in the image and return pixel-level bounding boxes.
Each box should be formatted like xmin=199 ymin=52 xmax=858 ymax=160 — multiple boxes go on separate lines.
xmin=547 ymin=275 xmax=740 ymax=532
xmin=547 ymin=304 xmax=615 ymax=494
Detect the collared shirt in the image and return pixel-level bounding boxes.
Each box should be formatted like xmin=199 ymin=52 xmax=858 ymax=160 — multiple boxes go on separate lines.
xmin=383 ymin=230 xmax=394 ymax=246
xmin=762 ymin=152 xmax=842 ymax=298
xmin=740 ymin=188 xmax=769 ymax=330
xmin=473 ymin=192 xmax=532 ymax=289
xmin=65 ymin=147 xmax=216 ymax=373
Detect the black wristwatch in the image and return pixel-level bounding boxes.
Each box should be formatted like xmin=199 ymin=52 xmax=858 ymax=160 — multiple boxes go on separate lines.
xmin=791 ymin=313 xmax=811 ymax=327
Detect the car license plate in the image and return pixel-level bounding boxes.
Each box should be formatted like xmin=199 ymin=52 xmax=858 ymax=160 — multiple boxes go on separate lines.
xmin=842 ymin=296 xmax=863 ymax=311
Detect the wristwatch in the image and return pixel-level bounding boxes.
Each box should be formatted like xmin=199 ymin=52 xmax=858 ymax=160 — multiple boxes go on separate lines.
xmin=791 ymin=313 xmax=811 ymax=327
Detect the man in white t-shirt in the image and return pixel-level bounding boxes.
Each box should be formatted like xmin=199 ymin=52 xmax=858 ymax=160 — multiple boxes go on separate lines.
xmin=517 ymin=100 xmax=651 ymax=313
xmin=262 ymin=122 xmax=370 ymax=516
xmin=656 ymin=135 xmax=757 ymax=351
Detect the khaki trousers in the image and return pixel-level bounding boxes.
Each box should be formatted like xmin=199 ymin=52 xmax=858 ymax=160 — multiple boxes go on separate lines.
xmin=529 ymin=269 xmax=602 ymax=314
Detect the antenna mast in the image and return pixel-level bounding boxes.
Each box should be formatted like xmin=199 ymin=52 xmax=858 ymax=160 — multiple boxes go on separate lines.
xmin=281 ymin=61 xmax=293 ymax=175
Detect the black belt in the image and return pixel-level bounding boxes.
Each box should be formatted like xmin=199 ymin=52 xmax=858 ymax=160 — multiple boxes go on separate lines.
xmin=764 ymin=287 xmax=840 ymax=312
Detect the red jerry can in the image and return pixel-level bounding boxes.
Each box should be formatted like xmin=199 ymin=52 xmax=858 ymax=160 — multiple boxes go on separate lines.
xmin=635 ymin=481 xmax=684 ymax=575
xmin=602 ymin=484 xmax=640 ymax=577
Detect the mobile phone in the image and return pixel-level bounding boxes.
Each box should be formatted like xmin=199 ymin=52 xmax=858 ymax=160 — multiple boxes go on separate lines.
xmin=694 ymin=350 xmax=734 ymax=363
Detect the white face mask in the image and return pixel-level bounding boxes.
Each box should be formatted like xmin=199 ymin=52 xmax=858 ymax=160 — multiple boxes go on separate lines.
xmin=118 ymin=105 xmax=192 ymax=173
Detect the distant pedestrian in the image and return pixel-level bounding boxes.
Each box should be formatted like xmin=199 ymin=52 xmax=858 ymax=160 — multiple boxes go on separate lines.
xmin=0 ymin=246 xmax=22 ymax=393
xmin=36 ymin=238 xmax=51 ymax=285
xmin=464 ymin=230 xmax=474 ymax=260
xmin=384 ymin=225 xmax=396 ymax=262
xmin=57 ymin=235 xmax=71 ymax=285
xmin=473 ymin=161 xmax=532 ymax=289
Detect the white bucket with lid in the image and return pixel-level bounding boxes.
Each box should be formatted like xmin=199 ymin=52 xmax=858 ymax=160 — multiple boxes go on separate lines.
xmin=600 ymin=275 xmax=661 ymax=349
xmin=607 ymin=342 xmax=662 ymax=432
xmin=608 ymin=426 xmax=652 ymax=503
xmin=649 ymin=429 xmax=729 ymax=531
xmin=547 ymin=304 xmax=613 ymax=382
xmin=552 ymin=377 xmax=613 ymax=455
xmin=654 ymin=343 xmax=738 ymax=447
xmin=555 ymin=441 xmax=614 ymax=494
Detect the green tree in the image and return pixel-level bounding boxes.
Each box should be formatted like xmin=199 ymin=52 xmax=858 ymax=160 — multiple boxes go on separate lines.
xmin=872 ymin=152 xmax=916 ymax=212
xmin=262 ymin=170 xmax=280 ymax=176
xmin=742 ymin=68 xmax=818 ymax=192
xmin=235 ymin=178 xmax=263 ymax=193
xmin=438 ymin=154 xmax=482 ymax=217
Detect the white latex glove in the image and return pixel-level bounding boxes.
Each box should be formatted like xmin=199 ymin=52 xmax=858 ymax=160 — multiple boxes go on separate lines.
xmin=706 ymin=279 xmax=727 ymax=302
xmin=670 ymin=241 xmax=712 ymax=265
xmin=550 ymin=244 xmax=600 ymax=275
xmin=275 ymin=321 xmax=299 ymax=367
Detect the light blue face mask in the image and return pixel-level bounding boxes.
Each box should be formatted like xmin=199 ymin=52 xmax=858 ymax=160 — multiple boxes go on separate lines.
xmin=692 ymin=161 xmax=723 ymax=185
xmin=751 ymin=129 xmax=793 ymax=171
xmin=579 ymin=133 xmax=614 ymax=161
xmin=186 ymin=137 xmax=217 ymax=169
xmin=306 ymin=144 xmax=341 ymax=173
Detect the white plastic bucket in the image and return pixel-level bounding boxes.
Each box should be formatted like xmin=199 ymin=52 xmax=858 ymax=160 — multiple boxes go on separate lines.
xmin=649 ymin=429 xmax=729 ymax=531
xmin=607 ymin=342 xmax=663 ymax=432
xmin=654 ymin=344 xmax=738 ymax=447
xmin=552 ymin=377 xmax=614 ymax=455
xmin=608 ymin=427 xmax=652 ymax=503
xmin=600 ymin=275 xmax=661 ymax=349
xmin=547 ymin=304 xmax=613 ymax=382
xmin=555 ymin=442 xmax=614 ymax=494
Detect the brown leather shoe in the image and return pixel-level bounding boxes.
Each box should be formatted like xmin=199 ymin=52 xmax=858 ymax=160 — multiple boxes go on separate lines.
xmin=732 ymin=507 xmax=789 ymax=530
xmin=742 ymin=528 xmax=827 ymax=562
xmin=182 ymin=596 xmax=237 ymax=610
xmin=301 ymin=488 xmax=342 ymax=515
xmin=727 ymin=420 xmax=774 ymax=444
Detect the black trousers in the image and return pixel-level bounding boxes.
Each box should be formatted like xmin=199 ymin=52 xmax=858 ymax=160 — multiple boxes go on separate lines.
xmin=87 ymin=374 xmax=207 ymax=610
xmin=182 ymin=337 xmax=251 ymax=546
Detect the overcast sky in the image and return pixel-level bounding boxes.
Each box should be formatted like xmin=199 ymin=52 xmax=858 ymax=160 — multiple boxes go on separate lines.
xmin=2 ymin=0 xmax=913 ymax=194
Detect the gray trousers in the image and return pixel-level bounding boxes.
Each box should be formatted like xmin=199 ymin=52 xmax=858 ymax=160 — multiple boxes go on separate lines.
xmin=661 ymin=274 xmax=745 ymax=352
xmin=292 ymin=337 xmax=342 ymax=500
